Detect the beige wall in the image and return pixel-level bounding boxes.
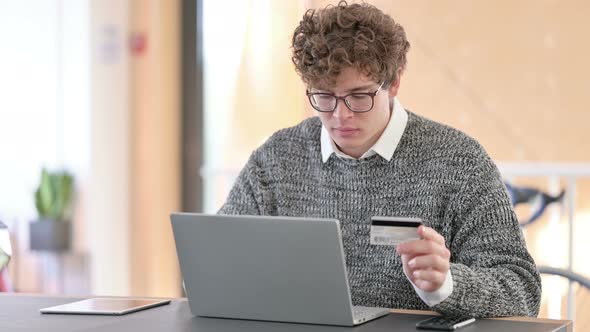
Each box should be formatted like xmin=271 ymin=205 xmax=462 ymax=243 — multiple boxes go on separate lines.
xmin=306 ymin=0 xmax=590 ymax=162
xmin=88 ymin=0 xmax=131 ymax=296
xmin=129 ymin=0 xmax=181 ymax=297
xmin=220 ymin=1 xmax=308 ymax=166
xmin=86 ymin=0 xmax=182 ymax=298
xmin=225 ymin=0 xmax=590 ymax=163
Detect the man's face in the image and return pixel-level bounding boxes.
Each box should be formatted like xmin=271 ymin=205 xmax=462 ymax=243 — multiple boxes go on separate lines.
xmin=312 ymin=67 xmax=400 ymax=158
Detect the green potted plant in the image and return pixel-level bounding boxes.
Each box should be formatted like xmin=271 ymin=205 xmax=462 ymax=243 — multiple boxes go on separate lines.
xmin=29 ymin=168 xmax=75 ymax=251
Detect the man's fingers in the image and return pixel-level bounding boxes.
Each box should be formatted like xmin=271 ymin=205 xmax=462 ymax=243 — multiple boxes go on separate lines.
xmin=414 ymin=279 xmax=441 ymax=293
xmin=396 ymin=239 xmax=450 ymax=259
xmin=398 ymin=229 xmax=451 ymax=293
xmin=400 ymin=254 xmax=415 ymax=271
xmin=408 ymin=254 xmax=449 ymax=273
xmin=412 ymin=269 xmax=446 ymax=285
xmin=419 ymin=226 xmax=446 ymax=246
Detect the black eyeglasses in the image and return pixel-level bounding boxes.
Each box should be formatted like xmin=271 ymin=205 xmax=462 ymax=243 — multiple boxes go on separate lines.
xmin=306 ymin=81 xmax=385 ymax=113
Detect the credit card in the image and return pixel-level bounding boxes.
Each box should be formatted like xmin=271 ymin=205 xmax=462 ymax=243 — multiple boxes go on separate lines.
xmin=370 ymin=216 xmax=422 ymax=246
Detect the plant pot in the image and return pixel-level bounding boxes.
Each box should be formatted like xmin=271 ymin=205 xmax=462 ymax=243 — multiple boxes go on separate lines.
xmin=29 ymin=219 xmax=70 ymax=252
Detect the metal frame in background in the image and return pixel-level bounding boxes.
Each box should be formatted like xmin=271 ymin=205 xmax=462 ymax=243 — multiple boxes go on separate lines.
xmin=181 ymin=0 xmax=203 ymax=214
xmin=499 ymin=162 xmax=590 ymax=321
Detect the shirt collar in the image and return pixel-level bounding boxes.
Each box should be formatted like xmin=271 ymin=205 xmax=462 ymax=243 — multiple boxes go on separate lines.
xmin=320 ymin=98 xmax=408 ymax=163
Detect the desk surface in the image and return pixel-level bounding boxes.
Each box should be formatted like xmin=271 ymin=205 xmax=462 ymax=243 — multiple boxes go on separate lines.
xmin=0 ymin=294 xmax=572 ymax=332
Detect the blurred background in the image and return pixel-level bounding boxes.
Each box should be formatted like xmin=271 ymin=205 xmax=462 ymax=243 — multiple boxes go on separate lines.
xmin=0 ymin=0 xmax=588 ymax=329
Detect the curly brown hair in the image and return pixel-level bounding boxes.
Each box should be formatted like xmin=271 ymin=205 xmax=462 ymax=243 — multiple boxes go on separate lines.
xmin=291 ymin=1 xmax=410 ymax=89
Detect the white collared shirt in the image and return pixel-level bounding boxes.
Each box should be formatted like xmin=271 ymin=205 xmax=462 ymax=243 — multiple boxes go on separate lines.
xmin=321 ymin=98 xmax=408 ymax=163
xmin=319 ymin=98 xmax=453 ymax=307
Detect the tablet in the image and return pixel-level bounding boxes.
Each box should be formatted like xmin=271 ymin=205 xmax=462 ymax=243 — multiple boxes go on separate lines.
xmin=39 ymin=298 xmax=171 ymax=315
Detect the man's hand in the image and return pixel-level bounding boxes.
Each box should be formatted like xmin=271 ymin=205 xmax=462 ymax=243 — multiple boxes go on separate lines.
xmin=396 ymin=225 xmax=450 ymax=292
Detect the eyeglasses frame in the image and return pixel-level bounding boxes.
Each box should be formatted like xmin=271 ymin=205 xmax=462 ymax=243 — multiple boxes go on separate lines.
xmin=305 ymin=81 xmax=386 ymax=113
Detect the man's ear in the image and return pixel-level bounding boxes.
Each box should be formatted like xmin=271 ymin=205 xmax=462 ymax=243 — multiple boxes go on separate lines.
xmin=388 ymin=68 xmax=403 ymax=96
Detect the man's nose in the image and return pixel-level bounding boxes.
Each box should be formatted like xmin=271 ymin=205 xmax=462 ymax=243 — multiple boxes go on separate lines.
xmin=332 ymin=99 xmax=354 ymax=120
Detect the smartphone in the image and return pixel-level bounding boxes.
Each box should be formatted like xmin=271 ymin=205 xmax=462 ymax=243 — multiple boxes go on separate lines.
xmin=415 ymin=316 xmax=476 ymax=331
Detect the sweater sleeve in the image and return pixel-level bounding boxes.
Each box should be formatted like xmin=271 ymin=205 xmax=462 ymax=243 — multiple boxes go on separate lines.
xmin=432 ymin=149 xmax=542 ymax=318
xmin=217 ymin=153 xmax=262 ymax=216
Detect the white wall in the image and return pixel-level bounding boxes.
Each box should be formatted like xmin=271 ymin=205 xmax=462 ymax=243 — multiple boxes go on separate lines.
xmin=88 ymin=0 xmax=131 ymax=296
xmin=0 ymin=0 xmax=132 ymax=296
xmin=0 ymin=0 xmax=92 ymax=293
xmin=0 ymin=0 xmax=62 ymax=220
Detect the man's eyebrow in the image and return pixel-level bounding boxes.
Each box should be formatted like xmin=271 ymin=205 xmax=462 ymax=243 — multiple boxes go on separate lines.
xmin=311 ymin=84 xmax=375 ymax=93
xmin=348 ymin=84 xmax=375 ymax=92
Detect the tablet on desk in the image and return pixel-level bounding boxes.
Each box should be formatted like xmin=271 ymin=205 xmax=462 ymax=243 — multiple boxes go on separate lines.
xmin=40 ymin=298 xmax=171 ymax=315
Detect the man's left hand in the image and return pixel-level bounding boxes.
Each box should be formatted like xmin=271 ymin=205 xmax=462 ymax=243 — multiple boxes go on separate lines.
xmin=396 ymin=225 xmax=450 ymax=292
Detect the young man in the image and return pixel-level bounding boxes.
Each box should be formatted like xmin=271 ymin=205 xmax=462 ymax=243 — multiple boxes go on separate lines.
xmin=219 ymin=1 xmax=541 ymax=318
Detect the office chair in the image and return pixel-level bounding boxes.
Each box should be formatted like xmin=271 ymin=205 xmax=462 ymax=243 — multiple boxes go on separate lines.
xmin=504 ymin=182 xmax=565 ymax=227
xmin=506 ymin=185 xmax=589 ymax=320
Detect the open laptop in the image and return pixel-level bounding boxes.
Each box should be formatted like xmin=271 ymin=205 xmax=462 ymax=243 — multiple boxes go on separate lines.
xmin=170 ymin=213 xmax=390 ymax=326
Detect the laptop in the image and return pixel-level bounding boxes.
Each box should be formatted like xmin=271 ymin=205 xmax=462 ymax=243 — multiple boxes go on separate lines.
xmin=170 ymin=213 xmax=390 ymax=326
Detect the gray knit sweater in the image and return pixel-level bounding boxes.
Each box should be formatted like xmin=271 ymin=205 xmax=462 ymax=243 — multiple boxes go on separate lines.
xmin=219 ymin=111 xmax=541 ymax=318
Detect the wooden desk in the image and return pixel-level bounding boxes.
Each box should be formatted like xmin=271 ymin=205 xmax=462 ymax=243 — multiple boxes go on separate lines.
xmin=0 ymin=293 xmax=572 ymax=332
